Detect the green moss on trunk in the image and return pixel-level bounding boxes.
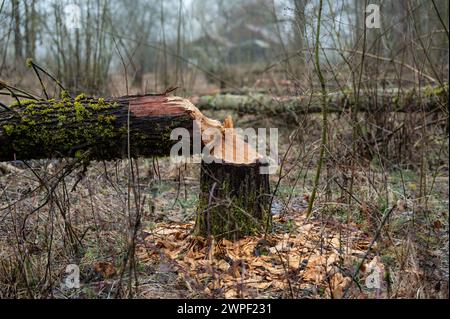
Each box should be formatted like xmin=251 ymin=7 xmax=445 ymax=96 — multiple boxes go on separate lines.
xmin=0 ymin=95 xmax=193 ymax=161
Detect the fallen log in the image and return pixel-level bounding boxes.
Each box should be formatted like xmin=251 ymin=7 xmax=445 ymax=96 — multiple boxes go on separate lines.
xmin=0 ymin=162 xmax=23 ymax=175
xmin=0 ymin=94 xmax=209 ymax=161
xmin=0 ymin=93 xmax=271 ymax=240
xmin=191 ymin=86 xmax=448 ymax=115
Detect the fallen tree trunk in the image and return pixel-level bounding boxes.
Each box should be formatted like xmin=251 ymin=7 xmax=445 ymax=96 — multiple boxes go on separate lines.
xmin=191 ymin=86 xmax=448 ymax=115
xmin=0 ymin=93 xmax=271 ymax=240
xmin=0 ymin=94 xmax=205 ymax=161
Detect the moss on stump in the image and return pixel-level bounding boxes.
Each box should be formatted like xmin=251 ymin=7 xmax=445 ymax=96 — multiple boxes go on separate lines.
xmin=194 ymin=160 xmax=271 ymax=240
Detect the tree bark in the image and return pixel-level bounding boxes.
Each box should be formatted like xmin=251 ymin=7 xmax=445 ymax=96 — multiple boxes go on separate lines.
xmin=192 ymin=86 xmax=448 ymax=115
xmin=195 ymin=161 xmax=271 ymax=240
xmin=192 ymin=115 xmax=270 ymax=240
xmin=12 ymin=0 xmax=23 ymax=62
xmin=0 ymin=94 xmax=197 ymax=161
xmin=293 ymin=0 xmax=307 ymax=69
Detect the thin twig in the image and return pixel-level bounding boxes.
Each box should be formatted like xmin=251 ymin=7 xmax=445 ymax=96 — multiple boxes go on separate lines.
xmin=342 ymin=205 xmax=396 ymax=298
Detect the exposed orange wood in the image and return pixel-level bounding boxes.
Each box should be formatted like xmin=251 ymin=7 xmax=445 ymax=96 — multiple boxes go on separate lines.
xmin=128 ymin=95 xmax=262 ymax=164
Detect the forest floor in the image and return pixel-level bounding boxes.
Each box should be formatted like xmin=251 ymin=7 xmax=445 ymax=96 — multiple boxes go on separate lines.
xmin=0 ymin=112 xmax=448 ymax=299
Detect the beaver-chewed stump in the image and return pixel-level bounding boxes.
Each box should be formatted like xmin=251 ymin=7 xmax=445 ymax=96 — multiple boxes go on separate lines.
xmin=195 ymin=160 xmax=271 ymax=240
xmin=192 ymin=115 xmax=272 ymax=240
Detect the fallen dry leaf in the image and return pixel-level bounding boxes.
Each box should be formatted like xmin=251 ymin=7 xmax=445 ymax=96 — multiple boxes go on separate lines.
xmin=326 ymin=272 xmax=351 ymax=299
xmin=138 ymin=214 xmax=374 ymax=298
xmin=93 ymin=261 xmax=116 ymax=278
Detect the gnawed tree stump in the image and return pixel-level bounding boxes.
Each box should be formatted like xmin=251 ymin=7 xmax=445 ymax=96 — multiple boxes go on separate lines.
xmin=194 ymin=116 xmax=272 ymax=240
xmin=195 ymin=160 xmax=271 ymax=240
